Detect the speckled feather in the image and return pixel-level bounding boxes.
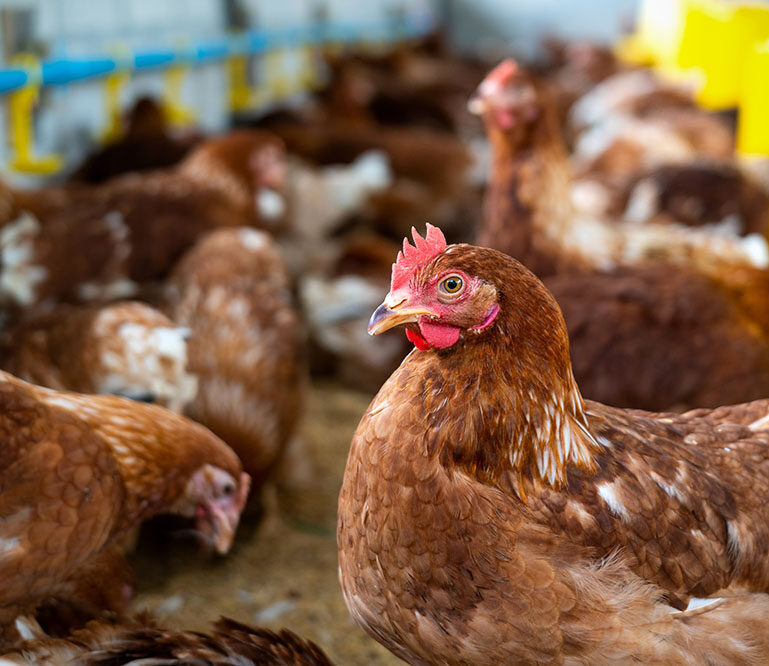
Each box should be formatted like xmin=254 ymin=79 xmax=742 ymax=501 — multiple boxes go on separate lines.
xmin=339 ymin=243 xmax=769 ymax=664
xmin=0 ymin=301 xmax=195 ymax=412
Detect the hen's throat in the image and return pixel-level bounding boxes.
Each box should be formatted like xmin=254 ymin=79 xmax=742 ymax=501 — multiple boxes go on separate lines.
xmin=409 ymin=320 xmax=602 ymax=500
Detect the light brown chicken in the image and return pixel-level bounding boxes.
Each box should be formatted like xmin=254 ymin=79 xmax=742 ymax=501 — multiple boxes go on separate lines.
xmin=338 ymin=225 xmax=769 ymax=664
xmin=0 ymin=372 xmax=249 ymax=647
xmin=163 ymin=227 xmax=305 ymax=492
xmin=0 ymin=301 xmax=195 ymax=412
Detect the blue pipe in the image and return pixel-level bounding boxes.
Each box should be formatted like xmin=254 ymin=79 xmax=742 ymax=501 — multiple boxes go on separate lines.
xmin=0 ymin=16 xmax=433 ymax=95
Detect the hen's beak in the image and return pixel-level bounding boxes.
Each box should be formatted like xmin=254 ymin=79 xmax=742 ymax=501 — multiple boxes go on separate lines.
xmin=197 ymin=472 xmax=251 ymax=555
xmin=368 ymin=301 xmax=437 ymax=336
xmin=467 ymin=94 xmax=487 ymax=115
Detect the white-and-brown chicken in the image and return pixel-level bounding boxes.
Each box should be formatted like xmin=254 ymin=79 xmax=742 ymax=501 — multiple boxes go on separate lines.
xmin=0 ymin=301 xmax=195 ymax=412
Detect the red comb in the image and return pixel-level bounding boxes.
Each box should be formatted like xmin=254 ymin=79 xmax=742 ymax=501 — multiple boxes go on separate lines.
xmin=479 ymin=59 xmax=519 ymax=94
xmin=391 ymin=224 xmax=447 ymax=291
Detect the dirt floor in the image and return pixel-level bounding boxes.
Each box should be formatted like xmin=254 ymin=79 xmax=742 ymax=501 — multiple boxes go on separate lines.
xmin=130 ymin=379 xmax=401 ymax=665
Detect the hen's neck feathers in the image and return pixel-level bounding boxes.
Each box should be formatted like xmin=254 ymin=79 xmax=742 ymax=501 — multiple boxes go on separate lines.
xmin=395 ymin=248 xmax=601 ymax=499
xmin=481 ymin=95 xmax=575 ymax=275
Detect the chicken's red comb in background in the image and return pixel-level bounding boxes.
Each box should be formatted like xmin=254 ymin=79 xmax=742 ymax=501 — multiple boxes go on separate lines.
xmin=478 ymin=59 xmax=519 ymax=95
xmin=391 ymin=223 xmax=447 ymax=290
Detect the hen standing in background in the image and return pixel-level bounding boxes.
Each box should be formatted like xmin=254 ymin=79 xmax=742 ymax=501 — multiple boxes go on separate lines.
xmin=0 ymin=130 xmax=287 ymax=313
xmin=0 ymin=372 xmax=249 ymax=647
xmin=470 ymin=59 xmax=768 ymax=278
xmin=163 ymin=227 xmax=305 ymax=495
xmin=339 ymin=225 xmax=769 ymax=664
xmin=471 ymin=59 xmax=769 ymax=411
xmin=0 ymin=301 xmax=196 ymax=413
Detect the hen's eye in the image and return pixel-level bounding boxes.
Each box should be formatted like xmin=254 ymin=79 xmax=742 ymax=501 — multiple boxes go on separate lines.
xmin=222 ymin=483 xmax=234 ymax=497
xmin=440 ymin=276 xmax=464 ymax=294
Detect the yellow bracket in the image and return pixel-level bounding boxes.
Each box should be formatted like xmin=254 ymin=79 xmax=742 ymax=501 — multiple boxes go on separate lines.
xmin=738 ymin=39 xmax=769 ymax=157
xmin=162 ymin=63 xmax=196 ymax=128
xmin=6 ymin=53 xmax=62 ymax=175
xmin=101 ymin=69 xmax=130 ymax=142
xmin=228 ymin=54 xmax=253 ymax=112
xmin=299 ymin=45 xmax=320 ymax=90
xmin=266 ymin=49 xmax=290 ymax=100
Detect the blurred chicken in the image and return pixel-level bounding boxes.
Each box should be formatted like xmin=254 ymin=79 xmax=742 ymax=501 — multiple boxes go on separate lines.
xmin=163 ymin=228 xmax=304 ymax=492
xmin=0 ymin=372 xmax=249 ymax=647
xmin=0 ymin=130 xmax=286 ymax=313
xmin=68 ymin=97 xmax=200 ymax=185
xmin=545 ymin=265 xmax=769 ymax=410
xmin=3 ymin=614 xmax=334 ymax=665
xmin=538 ymin=39 xmax=624 ymax=127
xmin=300 ymin=233 xmax=410 ymax=391
xmin=319 ymin=50 xmax=485 ymax=135
xmin=281 ymin=150 xmax=392 ymax=274
xmin=255 ymin=113 xmax=473 ymax=240
xmin=339 ymin=225 xmax=769 ymax=663
xmin=568 ymin=68 xmax=736 ymax=213
xmin=616 ymin=161 xmax=769 ymax=236
xmin=470 ymin=59 xmax=768 ymax=279
xmin=0 ymin=301 xmax=195 ymax=412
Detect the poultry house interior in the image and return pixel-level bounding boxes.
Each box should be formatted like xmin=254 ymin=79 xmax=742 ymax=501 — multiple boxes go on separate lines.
xmin=3 ymin=0 xmax=769 ymax=663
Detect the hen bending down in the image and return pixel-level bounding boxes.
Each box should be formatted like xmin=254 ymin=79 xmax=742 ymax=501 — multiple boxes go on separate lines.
xmin=338 ymin=225 xmax=769 ymax=664
xmin=0 ymin=372 xmax=249 ymax=647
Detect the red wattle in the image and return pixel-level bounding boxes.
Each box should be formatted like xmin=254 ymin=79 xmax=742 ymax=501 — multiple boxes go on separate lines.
xmin=406 ymin=328 xmax=431 ymax=350
xmin=418 ymin=320 xmax=461 ymax=349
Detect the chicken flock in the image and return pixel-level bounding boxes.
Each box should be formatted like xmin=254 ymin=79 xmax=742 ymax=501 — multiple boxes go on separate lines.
xmin=1 ymin=27 xmax=769 ymax=665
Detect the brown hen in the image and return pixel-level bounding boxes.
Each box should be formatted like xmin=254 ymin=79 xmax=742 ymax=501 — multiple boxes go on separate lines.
xmin=338 ymin=225 xmax=769 ymax=664
xmin=0 ymin=372 xmax=249 ymax=647
xmin=163 ymin=227 xmax=305 ymax=492
xmin=0 ymin=301 xmax=195 ymax=412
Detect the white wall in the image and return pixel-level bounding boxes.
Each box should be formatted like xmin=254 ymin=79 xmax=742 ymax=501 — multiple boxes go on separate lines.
xmin=442 ymin=0 xmax=640 ymax=59
xmin=0 ymin=0 xmax=436 ymax=184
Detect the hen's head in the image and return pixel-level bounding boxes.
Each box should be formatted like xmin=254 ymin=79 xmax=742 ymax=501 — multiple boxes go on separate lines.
xmin=176 ymin=463 xmax=251 ymax=555
xmin=369 ymin=223 xmax=568 ymax=356
xmin=468 ymin=59 xmax=543 ymax=145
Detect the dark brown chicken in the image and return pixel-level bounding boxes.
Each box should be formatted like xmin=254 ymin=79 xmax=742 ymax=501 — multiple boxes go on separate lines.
xmin=68 ymin=96 xmax=200 ymax=184
xmin=3 ymin=614 xmax=334 ymax=665
xmin=0 ymin=130 xmax=286 ymax=311
xmin=338 ymin=225 xmax=769 ymax=664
